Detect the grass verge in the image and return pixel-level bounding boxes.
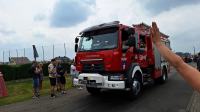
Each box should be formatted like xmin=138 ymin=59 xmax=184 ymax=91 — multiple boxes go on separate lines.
xmin=0 ymin=76 xmax=72 ymax=106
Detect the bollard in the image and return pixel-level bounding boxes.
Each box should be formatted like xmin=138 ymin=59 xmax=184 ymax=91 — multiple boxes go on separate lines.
xmin=0 ymin=72 xmax=8 ymax=97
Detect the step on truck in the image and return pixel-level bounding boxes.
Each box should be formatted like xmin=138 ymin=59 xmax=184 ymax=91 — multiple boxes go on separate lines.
xmin=74 ymin=21 xmax=171 ymax=98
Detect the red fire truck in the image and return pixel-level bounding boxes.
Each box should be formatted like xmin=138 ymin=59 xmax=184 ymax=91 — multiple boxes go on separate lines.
xmin=74 ymin=21 xmax=170 ymax=98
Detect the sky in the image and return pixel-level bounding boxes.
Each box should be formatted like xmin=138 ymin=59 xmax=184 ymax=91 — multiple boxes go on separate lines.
xmin=0 ymin=0 xmax=200 ymax=61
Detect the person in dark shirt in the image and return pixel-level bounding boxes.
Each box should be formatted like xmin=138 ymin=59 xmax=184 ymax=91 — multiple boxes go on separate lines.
xmin=38 ymin=63 xmax=44 ymax=90
xmin=31 ymin=61 xmax=40 ymax=98
xmin=57 ymin=62 xmax=67 ymax=94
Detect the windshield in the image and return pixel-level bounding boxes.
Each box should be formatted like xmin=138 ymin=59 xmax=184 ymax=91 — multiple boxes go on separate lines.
xmin=79 ymin=32 xmax=118 ymax=51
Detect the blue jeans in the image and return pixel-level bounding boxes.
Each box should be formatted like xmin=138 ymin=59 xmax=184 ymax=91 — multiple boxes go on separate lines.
xmin=33 ymin=78 xmax=39 ymax=89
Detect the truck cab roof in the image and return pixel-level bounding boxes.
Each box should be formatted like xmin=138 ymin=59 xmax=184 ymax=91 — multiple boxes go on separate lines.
xmin=80 ymin=21 xmax=120 ymax=35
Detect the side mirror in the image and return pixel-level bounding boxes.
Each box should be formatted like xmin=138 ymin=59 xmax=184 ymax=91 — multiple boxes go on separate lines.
xmin=75 ymin=44 xmax=78 ymax=52
xmin=75 ymin=37 xmax=79 ymax=43
xmin=122 ymin=46 xmax=129 ymax=53
xmin=125 ymin=35 xmax=135 ymax=47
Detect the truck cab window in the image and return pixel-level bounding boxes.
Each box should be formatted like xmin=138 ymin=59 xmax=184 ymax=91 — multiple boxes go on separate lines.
xmin=80 ymin=37 xmax=93 ymax=50
xmin=139 ymin=35 xmax=146 ymax=49
xmin=79 ymin=31 xmax=118 ymax=51
xmin=122 ymin=29 xmax=129 ymax=47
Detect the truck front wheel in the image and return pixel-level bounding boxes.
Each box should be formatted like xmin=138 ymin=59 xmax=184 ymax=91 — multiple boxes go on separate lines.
xmin=128 ymin=77 xmax=142 ymax=99
xmin=86 ymin=87 xmax=101 ymax=95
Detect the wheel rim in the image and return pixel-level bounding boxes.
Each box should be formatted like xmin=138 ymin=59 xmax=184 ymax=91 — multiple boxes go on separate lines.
xmin=132 ymin=80 xmax=141 ymax=95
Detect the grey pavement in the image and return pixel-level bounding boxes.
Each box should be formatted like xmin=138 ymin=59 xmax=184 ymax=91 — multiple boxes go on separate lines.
xmin=186 ymin=91 xmax=200 ymax=112
xmin=186 ymin=63 xmax=200 ymax=112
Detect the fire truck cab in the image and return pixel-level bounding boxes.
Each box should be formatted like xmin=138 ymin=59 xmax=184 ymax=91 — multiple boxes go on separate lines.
xmin=74 ymin=21 xmax=170 ymax=98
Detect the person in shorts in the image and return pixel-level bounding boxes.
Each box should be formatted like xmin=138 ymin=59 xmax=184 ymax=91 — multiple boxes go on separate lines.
xmin=48 ymin=59 xmax=57 ymax=98
xmin=56 ymin=63 xmax=61 ymax=92
xmin=57 ymin=61 xmax=67 ymax=94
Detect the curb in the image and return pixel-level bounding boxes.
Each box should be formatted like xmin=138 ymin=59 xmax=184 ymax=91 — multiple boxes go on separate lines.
xmin=186 ymin=91 xmax=200 ymax=112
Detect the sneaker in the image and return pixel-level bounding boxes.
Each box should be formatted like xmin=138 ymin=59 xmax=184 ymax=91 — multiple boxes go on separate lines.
xmin=50 ymin=95 xmax=56 ymax=98
xmin=78 ymin=87 xmax=83 ymax=90
xmin=50 ymin=94 xmax=56 ymax=98
xmin=36 ymin=94 xmax=40 ymax=98
xmin=62 ymin=91 xmax=67 ymax=94
xmin=32 ymin=96 xmax=37 ymax=99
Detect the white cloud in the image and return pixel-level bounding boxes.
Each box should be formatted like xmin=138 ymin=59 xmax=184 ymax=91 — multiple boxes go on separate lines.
xmin=0 ymin=0 xmax=200 ymax=61
xmin=81 ymin=0 xmax=149 ymax=26
xmin=153 ymin=4 xmax=200 ymax=52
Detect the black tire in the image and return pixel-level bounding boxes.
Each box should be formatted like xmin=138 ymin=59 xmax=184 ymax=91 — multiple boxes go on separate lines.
xmin=127 ymin=76 xmax=142 ymax=100
xmin=155 ymin=68 xmax=168 ymax=84
xmin=86 ymin=87 xmax=101 ymax=95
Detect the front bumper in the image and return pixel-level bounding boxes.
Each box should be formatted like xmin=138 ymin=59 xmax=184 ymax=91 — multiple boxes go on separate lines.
xmin=78 ymin=73 xmax=125 ymax=89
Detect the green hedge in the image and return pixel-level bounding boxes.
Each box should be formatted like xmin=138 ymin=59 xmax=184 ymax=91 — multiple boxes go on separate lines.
xmin=0 ymin=63 xmax=70 ymax=81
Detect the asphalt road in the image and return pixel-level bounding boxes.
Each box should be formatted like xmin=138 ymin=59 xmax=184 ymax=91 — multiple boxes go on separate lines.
xmin=0 ymin=68 xmax=193 ymax=112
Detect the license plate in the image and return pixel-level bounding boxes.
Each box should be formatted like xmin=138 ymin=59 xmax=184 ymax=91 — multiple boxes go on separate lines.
xmin=83 ymin=77 xmax=88 ymax=80
xmin=87 ymin=81 xmax=97 ymax=87
xmin=87 ymin=84 xmax=97 ymax=88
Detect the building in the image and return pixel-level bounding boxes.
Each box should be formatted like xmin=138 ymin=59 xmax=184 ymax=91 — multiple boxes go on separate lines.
xmin=9 ymin=57 xmax=31 ymax=65
xmin=54 ymin=56 xmax=71 ymax=63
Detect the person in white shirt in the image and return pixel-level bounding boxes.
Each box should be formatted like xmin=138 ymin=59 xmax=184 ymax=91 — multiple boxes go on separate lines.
xmin=70 ymin=62 xmax=77 ymax=86
xmin=70 ymin=61 xmax=82 ymax=89
xmin=48 ymin=59 xmax=57 ymax=98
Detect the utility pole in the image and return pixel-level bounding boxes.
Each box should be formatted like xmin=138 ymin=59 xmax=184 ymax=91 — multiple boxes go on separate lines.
xmin=193 ymin=46 xmax=196 ymax=56
xmin=16 ymin=49 xmax=18 ymax=64
xmin=64 ymin=43 xmax=66 ymax=57
xmin=3 ymin=51 xmax=4 ymax=64
xmin=53 ymin=44 xmax=55 ymax=59
xmin=9 ymin=50 xmax=11 ymax=62
xmin=42 ymin=46 xmax=44 ymax=62
xmin=24 ymin=48 xmax=25 ymax=57
xmin=16 ymin=49 xmax=18 ymax=58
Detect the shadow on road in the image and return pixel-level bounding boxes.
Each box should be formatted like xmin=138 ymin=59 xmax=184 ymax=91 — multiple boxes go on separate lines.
xmin=75 ymin=83 xmax=165 ymax=112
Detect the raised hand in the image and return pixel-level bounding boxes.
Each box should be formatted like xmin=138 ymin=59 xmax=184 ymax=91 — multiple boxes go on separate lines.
xmin=151 ymin=22 xmax=162 ymax=46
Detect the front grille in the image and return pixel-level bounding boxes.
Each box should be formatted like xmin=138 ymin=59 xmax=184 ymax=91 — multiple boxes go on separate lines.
xmin=82 ymin=63 xmax=104 ymax=73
